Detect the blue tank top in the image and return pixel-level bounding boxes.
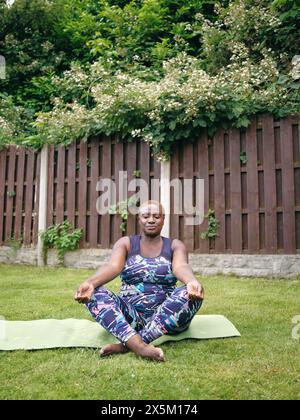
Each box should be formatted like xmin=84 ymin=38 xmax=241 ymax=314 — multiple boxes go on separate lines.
xmin=119 ymin=235 xmax=177 ymax=292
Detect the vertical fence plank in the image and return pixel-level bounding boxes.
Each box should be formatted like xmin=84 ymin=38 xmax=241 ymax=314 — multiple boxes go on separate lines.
xmin=152 ymin=156 xmax=161 ymax=233
xmin=229 ymin=128 xmax=243 ymax=253
xmin=140 ymin=141 xmax=150 ymax=203
xmin=113 ymin=142 xmax=124 ymax=243
xmin=5 ymin=146 xmax=16 ymax=241
xmin=198 ymin=132 xmax=210 ymax=253
xmin=89 ymin=138 xmax=99 ymax=248
xmin=152 ymin=155 xmax=162 ymax=234
xmin=153 ymin=155 xmax=161 ymax=189
xmin=14 ymin=148 xmax=25 ymax=241
xmin=56 ymin=145 xmax=65 ymax=224
xmin=0 ymin=148 xmax=7 ymax=244
xmin=135 ymin=141 xmax=141 ymax=236
xmin=214 ymin=132 xmax=226 ymax=252
xmin=78 ymin=141 xmax=87 ymax=248
xmin=183 ymin=142 xmax=194 ymax=252
xmin=170 ymin=143 xmax=180 ymax=241
xmin=262 ymin=115 xmax=277 ymax=253
xmin=126 ymin=141 xmax=137 ymax=237
xmin=67 ymin=141 xmax=76 ymax=228
xmin=100 ymin=137 xmax=111 ymax=248
xmin=246 ymin=119 xmax=260 ymax=252
xmin=47 ymin=146 xmax=54 ymax=227
xmin=24 ymin=149 xmax=34 ymax=245
xmin=32 ymin=152 xmax=41 ymax=245
xmin=140 ymin=141 xmax=150 ymax=235
xmin=281 ymin=117 xmax=296 ymax=253
xmin=56 ymin=146 xmax=66 ymax=223
xmin=193 ymin=140 xmax=200 ymax=251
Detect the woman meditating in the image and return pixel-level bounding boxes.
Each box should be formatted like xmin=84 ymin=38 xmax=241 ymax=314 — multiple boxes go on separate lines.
xmin=75 ymin=200 xmax=204 ymax=362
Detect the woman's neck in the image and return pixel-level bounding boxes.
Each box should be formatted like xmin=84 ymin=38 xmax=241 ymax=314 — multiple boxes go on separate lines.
xmin=140 ymin=233 xmax=161 ymax=243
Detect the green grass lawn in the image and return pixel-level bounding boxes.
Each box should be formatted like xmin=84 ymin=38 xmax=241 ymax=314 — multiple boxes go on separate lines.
xmin=0 ymin=263 xmax=299 ymax=400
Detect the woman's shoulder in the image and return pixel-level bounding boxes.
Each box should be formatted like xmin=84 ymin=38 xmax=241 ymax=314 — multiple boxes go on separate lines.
xmin=170 ymin=238 xmax=185 ymax=252
xmin=114 ymin=236 xmax=131 ymax=254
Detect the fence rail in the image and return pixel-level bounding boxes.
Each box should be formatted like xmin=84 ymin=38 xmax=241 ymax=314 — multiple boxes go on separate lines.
xmin=0 ymin=114 xmax=299 ymax=254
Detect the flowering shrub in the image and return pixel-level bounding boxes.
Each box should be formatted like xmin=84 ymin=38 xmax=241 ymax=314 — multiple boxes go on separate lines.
xmin=0 ymin=0 xmax=299 ymax=159
xmin=197 ymin=0 xmax=282 ymax=71
xmin=31 ymin=47 xmax=298 ymax=160
xmin=0 ymin=95 xmax=34 ymax=150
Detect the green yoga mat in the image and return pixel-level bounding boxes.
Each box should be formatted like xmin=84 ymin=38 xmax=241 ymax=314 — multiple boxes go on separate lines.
xmin=0 ymin=315 xmax=240 ymax=351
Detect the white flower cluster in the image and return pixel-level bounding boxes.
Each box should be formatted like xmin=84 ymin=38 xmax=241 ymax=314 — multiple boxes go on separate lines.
xmin=34 ymin=101 xmax=91 ymax=145
xmin=155 ymin=151 xmax=170 ymax=162
xmin=0 ymin=116 xmax=14 ymax=139
xmin=223 ymin=0 xmax=281 ymax=31
xmin=200 ymin=0 xmax=281 ymax=59
xmin=0 ymin=95 xmax=25 ymax=145
xmin=131 ymin=129 xmax=142 ymax=138
xmin=51 ymin=62 xmax=99 ymax=99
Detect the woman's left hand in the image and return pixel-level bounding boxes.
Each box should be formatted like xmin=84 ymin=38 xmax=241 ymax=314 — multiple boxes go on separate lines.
xmin=187 ymin=280 xmax=204 ymax=301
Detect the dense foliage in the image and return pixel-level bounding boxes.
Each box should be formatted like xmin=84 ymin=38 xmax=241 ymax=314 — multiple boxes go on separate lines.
xmin=0 ymin=0 xmax=299 ymax=158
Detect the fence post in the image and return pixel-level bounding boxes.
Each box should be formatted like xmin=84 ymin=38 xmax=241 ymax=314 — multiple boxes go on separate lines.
xmin=160 ymin=160 xmax=171 ymax=238
xmin=37 ymin=145 xmax=48 ymax=266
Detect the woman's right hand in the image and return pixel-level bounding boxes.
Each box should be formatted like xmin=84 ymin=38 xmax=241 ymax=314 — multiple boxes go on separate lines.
xmin=74 ymin=281 xmax=95 ymax=303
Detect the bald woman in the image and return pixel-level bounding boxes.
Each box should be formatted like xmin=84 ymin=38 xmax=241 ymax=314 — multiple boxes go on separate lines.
xmin=75 ymin=200 xmax=204 ymax=362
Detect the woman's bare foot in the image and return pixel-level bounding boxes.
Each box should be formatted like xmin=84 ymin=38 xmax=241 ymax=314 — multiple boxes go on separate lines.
xmin=137 ymin=344 xmax=165 ymax=362
xmin=99 ymin=343 xmax=128 ymax=357
xmin=125 ymin=334 xmax=165 ymax=362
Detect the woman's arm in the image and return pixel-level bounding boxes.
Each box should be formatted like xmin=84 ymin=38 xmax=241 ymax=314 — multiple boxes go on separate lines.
xmin=75 ymin=237 xmax=128 ymax=303
xmin=172 ymin=239 xmax=204 ymax=300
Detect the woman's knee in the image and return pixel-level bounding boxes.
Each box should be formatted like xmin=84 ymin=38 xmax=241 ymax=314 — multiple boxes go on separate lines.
xmin=85 ymin=287 xmax=116 ymax=313
xmin=171 ymin=298 xmax=202 ymax=332
xmin=173 ymin=285 xmax=189 ymax=299
xmin=93 ymin=287 xmax=116 ymax=301
xmin=193 ymin=297 xmax=203 ymax=312
xmin=174 ymin=285 xmax=203 ymax=307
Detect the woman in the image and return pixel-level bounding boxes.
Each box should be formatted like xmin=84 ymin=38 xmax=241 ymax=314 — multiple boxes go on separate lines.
xmin=75 ymin=200 xmax=204 ymax=362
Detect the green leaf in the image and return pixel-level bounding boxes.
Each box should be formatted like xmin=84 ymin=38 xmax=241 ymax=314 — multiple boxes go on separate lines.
xmin=169 ymin=121 xmax=177 ymax=131
xmin=193 ymin=119 xmax=207 ymax=128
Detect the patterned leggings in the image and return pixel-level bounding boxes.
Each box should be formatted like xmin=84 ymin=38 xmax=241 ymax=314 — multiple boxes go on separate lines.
xmin=85 ymin=285 xmax=203 ymax=345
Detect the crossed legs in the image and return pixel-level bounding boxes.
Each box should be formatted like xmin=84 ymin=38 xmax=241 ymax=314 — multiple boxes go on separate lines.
xmin=85 ymin=285 xmax=202 ymax=361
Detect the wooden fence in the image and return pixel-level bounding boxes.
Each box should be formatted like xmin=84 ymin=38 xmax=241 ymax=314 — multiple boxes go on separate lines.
xmin=0 ymin=114 xmax=299 ymax=254
xmin=0 ymin=146 xmax=40 ymax=246
xmin=170 ymin=114 xmax=300 ymax=253
xmin=46 ymin=137 xmax=161 ymax=248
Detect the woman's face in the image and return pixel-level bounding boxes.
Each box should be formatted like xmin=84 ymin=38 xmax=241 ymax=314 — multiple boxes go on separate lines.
xmin=138 ymin=204 xmax=164 ymax=236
